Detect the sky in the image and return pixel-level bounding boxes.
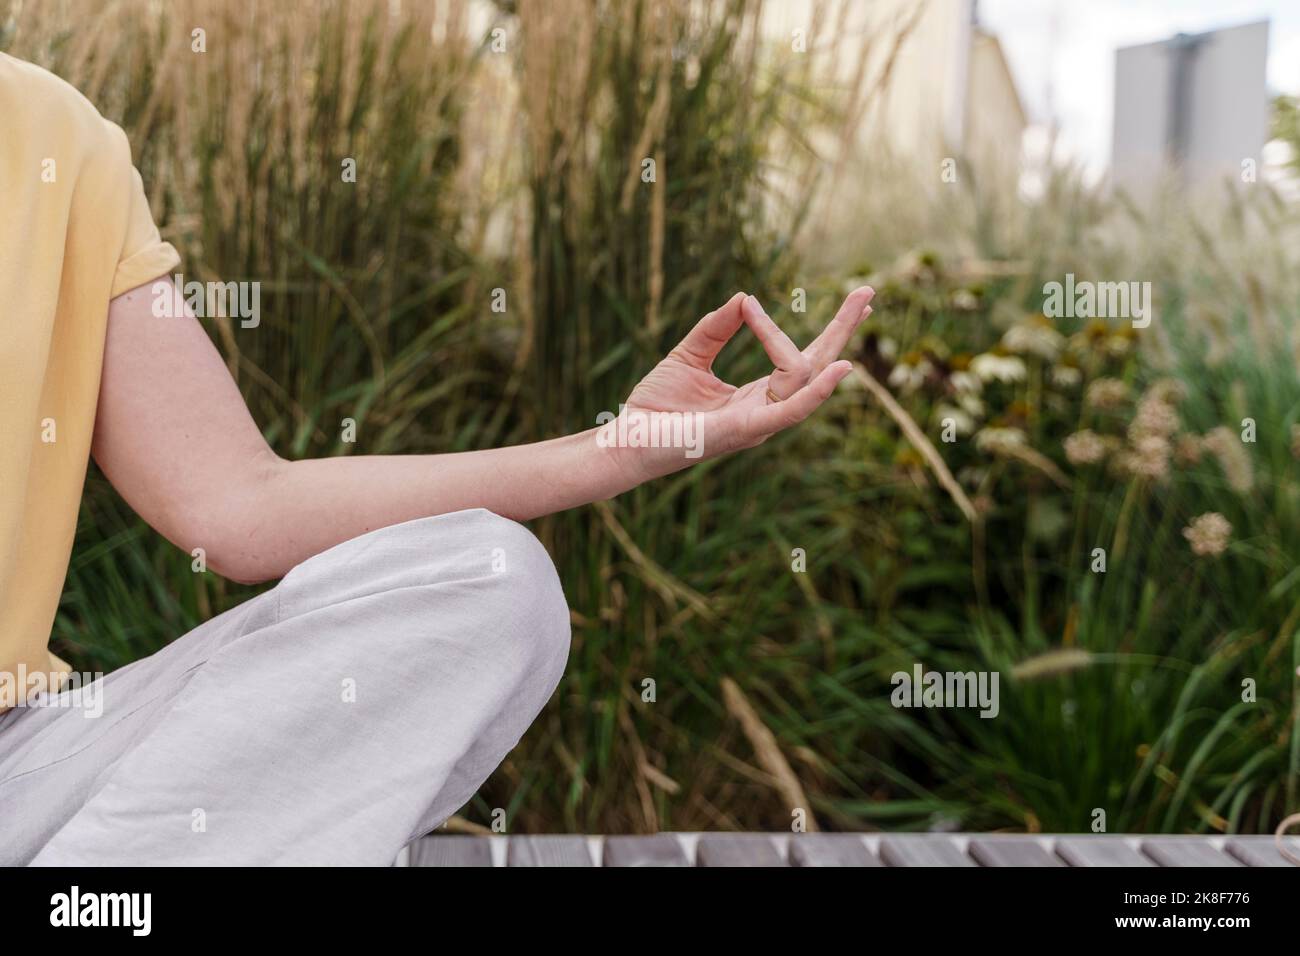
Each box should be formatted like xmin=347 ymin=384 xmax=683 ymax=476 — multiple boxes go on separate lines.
xmin=978 ymin=0 xmax=1300 ymax=175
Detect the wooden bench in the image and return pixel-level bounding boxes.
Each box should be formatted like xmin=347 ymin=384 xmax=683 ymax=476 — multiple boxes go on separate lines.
xmin=399 ymin=833 xmax=1300 ymax=867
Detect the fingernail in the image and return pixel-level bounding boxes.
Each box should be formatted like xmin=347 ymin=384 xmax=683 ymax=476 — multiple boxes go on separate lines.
xmin=743 ymin=294 xmax=765 ymax=319
xmin=859 ymin=305 xmax=873 ymax=321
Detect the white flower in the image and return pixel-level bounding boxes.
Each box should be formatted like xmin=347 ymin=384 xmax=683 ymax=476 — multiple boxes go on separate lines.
xmin=888 ymin=359 xmax=931 ymax=392
xmin=1104 ymin=334 xmax=1133 ymax=357
xmin=1183 ymin=512 xmax=1232 ymax=557
xmin=970 ymin=353 xmax=1027 ymax=384
xmin=1086 ymin=378 xmax=1129 ymax=410
xmin=841 ymin=276 xmax=873 ymax=296
xmin=1063 ymin=430 xmax=1107 ymax=465
xmin=935 ymin=405 xmax=976 ymax=436
xmin=1051 ymin=365 xmax=1082 ymax=388
xmin=1174 ymin=434 xmax=1203 ymax=466
xmin=1128 ymin=391 xmax=1179 ymax=441
xmin=957 ymin=392 xmax=985 ymax=418
xmin=1149 ymin=379 xmax=1186 ymax=403
xmin=1002 ymin=322 xmax=1064 ymax=361
xmin=1118 ymin=435 xmax=1172 ymax=481
xmin=1203 ymin=426 xmax=1254 ymax=493
xmin=949 ymin=370 xmax=982 ymax=395
xmin=974 ymin=426 xmax=1027 ymax=455
xmin=951 ymin=289 xmax=980 ymax=311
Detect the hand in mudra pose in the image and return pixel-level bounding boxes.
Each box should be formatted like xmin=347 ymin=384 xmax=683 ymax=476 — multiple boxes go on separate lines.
xmin=612 ymin=286 xmax=875 ymax=482
xmin=98 ymin=280 xmax=873 ymax=582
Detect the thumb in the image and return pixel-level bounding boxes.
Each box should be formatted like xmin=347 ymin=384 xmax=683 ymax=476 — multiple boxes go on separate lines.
xmin=745 ymin=360 xmax=853 ymax=436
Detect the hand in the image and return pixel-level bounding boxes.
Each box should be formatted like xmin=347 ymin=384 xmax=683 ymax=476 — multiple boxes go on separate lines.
xmin=603 ymin=286 xmax=875 ymax=483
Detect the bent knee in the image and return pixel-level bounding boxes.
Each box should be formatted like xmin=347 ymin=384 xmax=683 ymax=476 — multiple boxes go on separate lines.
xmin=274 ymin=509 xmax=570 ymax=675
xmin=468 ymin=510 xmax=571 ymax=677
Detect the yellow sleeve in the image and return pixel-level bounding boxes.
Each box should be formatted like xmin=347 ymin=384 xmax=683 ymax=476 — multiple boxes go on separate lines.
xmin=104 ymin=121 xmax=180 ymax=298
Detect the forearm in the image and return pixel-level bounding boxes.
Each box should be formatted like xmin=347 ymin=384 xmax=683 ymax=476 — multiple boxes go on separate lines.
xmin=98 ymin=280 xmax=862 ymax=587
xmin=98 ymin=283 xmax=656 ymax=585
xmin=220 ymin=427 xmax=635 ymax=582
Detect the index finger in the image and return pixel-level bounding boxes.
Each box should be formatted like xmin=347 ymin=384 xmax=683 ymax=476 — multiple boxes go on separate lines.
xmin=741 ymin=294 xmax=805 ymax=372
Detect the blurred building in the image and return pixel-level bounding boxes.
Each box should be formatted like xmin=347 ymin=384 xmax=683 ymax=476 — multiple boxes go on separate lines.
xmin=1111 ymin=20 xmax=1270 ymax=191
xmin=763 ymin=0 xmax=1028 ymax=173
xmin=964 ymin=17 xmax=1028 ymax=172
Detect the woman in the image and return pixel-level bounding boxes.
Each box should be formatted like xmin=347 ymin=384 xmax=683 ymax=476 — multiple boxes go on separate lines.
xmin=0 ymin=52 xmax=872 ymax=865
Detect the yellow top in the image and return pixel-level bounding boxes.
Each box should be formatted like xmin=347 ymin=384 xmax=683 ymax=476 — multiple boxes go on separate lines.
xmin=0 ymin=54 xmax=179 ymax=709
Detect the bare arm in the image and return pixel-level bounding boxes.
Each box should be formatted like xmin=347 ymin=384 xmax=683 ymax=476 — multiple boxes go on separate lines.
xmin=93 ymin=281 xmax=872 ymax=583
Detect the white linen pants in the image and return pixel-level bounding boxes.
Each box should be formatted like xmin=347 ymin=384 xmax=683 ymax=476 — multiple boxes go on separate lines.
xmin=0 ymin=509 xmax=571 ymax=865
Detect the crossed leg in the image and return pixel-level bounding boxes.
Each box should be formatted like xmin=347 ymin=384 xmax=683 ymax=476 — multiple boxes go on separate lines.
xmin=0 ymin=509 xmax=570 ymax=866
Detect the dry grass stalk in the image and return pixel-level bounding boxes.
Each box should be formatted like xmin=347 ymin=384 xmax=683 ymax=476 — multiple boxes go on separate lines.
xmin=593 ymin=500 xmax=717 ymax=621
xmin=719 ymin=677 xmax=819 ymax=831
xmin=996 ymin=443 xmax=1073 ymax=491
xmin=1276 ymin=812 xmax=1300 ymax=866
xmin=442 ymin=815 xmax=493 ymax=835
xmin=1011 ymin=648 xmax=1093 ymax=681
xmin=852 ymin=364 xmax=979 ymax=523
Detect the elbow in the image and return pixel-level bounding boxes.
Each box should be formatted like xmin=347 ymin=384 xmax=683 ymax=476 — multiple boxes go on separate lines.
xmin=205 ymin=551 xmax=278 ymax=587
xmin=172 ymin=452 xmax=291 ymax=586
xmin=189 ymin=517 xmax=288 ymax=587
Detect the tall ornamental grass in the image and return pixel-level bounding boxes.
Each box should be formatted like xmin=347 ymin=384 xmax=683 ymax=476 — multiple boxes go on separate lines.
xmin=5 ymin=0 xmax=1296 ymax=835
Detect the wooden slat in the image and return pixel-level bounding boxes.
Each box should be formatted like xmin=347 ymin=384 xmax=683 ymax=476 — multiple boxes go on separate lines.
xmin=409 ymin=832 xmax=1299 ymax=866
xmin=1140 ymin=839 xmax=1241 ymax=867
xmin=408 ymin=836 xmax=493 ymax=867
xmin=1055 ymin=837 xmax=1154 ymax=867
xmin=788 ymin=834 xmax=881 ymax=867
xmin=969 ymin=838 xmax=1063 ymax=867
xmin=879 ymin=835 xmax=975 ymax=867
xmin=603 ymin=834 xmax=689 ymax=867
xmin=696 ymin=834 xmax=786 ymax=867
xmin=506 ymin=835 xmax=594 ymax=867
xmin=1225 ymin=837 xmax=1300 ymax=867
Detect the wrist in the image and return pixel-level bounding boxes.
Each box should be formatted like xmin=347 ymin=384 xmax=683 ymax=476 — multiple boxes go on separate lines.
xmin=589 ymin=406 xmax=710 ymax=489
xmin=580 ymin=424 xmax=647 ymax=500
